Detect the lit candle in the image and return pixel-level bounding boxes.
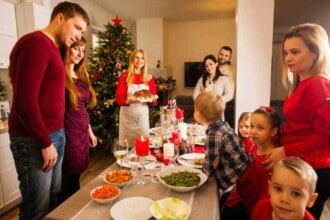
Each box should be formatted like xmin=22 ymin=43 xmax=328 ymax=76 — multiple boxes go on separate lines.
xmin=163 ymin=142 xmax=174 ymax=159
xmin=135 ymin=135 xmax=150 ymax=156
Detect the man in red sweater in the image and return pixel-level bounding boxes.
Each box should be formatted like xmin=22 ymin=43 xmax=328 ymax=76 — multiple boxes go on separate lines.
xmin=8 ymin=2 xmax=89 ymax=219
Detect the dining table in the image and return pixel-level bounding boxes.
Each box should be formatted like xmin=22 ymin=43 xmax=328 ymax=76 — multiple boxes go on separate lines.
xmin=45 ymin=154 xmax=220 ymax=220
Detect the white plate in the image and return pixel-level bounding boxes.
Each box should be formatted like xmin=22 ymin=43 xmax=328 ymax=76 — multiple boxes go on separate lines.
xmin=110 ymin=196 xmax=153 ymax=220
xmin=157 ymin=166 xmax=208 ymax=192
xmin=117 ymin=154 xmax=157 ymax=170
xmin=150 ymin=197 xmax=191 ymax=220
xmin=149 ymin=127 xmax=170 ymax=134
xmin=177 ymin=153 xmax=205 ymax=168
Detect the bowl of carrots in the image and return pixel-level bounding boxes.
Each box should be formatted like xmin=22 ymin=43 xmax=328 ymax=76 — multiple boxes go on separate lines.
xmin=90 ymin=184 xmax=121 ymax=204
xmin=103 ymin=169 xmax=135 ymax=187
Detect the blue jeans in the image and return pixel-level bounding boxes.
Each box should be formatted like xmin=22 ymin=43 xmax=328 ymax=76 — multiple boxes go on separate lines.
xmin=10 ymin=129 xmax=65 ymax=220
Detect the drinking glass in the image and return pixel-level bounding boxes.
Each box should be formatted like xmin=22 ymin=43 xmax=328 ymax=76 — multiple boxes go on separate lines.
xmin=135 ymin=137 xmax=150 ymax=185
xmin=113 ymin=139 xmax=129 ymax=167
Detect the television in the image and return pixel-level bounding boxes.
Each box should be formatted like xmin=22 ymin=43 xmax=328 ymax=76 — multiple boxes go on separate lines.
xmin=184 ymin=62 xmax=203 ymax=88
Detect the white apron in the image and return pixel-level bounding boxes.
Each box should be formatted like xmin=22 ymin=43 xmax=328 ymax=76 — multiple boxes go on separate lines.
xmin=119 ymin=84 xmax=150 ymax=148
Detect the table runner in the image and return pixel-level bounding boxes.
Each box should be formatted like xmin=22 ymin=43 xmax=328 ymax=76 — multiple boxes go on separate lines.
xmin=46 ymin=162 xmax=220 ymax=220
xmin=71 ymin=170 xmax=195 ymax=220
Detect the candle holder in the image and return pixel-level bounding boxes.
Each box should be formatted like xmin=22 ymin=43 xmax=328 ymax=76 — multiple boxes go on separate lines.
xmin=175 ymin=108 xmax=184 ymax=123
xmin=135 ymin=135 xmax=150 ymax=185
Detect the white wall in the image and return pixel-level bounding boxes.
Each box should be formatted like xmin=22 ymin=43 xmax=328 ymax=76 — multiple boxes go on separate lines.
xmin=136 ymin=18 xmax=164 ymax=69
xmin=235 ymin=0 xmax=274 ymax=126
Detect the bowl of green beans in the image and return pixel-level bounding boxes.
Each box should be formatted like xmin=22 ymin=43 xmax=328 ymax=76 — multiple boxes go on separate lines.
xmin=157 ymin=166 xmax=208 ymax=192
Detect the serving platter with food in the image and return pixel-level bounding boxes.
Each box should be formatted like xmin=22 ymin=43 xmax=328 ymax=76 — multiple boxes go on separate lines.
xmin=103 ymin=169 xmax=135 ymax=187
xmin=177 ymin=153 xmax=205 ymax=168
xmin=157 ymin=166 xmax=208 ymax=192
xmin=150 ymin=197 xmax=191 ymax=220
xmin=90 ymin=184 xmax=121 ymax=204
xmin=127 ymin=89 xmax=158 ymax=102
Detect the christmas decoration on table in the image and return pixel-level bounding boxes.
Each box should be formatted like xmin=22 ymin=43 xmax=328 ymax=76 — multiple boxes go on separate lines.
xmin=88 ymin=16 xmax=135 ymax=151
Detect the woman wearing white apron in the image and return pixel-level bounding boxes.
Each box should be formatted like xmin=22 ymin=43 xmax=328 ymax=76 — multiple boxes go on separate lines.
xmin=116 ymin=49 xmax=157 ymax=148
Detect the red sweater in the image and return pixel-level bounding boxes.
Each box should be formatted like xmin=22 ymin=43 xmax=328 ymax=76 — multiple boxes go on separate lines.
xmin=8 ymin=31 xmax=65 ymax=148
xmin=251 ymin=198 xmax=315 ymax=220
xmin=282 ymin=76 xmax=330 ymax=169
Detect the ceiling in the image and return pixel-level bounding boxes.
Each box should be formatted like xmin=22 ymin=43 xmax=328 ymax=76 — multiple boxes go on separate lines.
xmin=91 ymin=0 xmax=330 ymax=28
xmin=91 ymin=0 xmax=236 ymax=22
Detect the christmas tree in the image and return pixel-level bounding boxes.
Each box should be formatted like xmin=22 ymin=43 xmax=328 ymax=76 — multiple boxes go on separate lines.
xmin=88 ymin=16 xmax=135 ymax=151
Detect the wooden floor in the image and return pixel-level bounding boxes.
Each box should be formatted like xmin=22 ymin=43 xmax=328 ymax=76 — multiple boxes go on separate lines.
xmin=0 ymin=149 xmax=115 ymax=220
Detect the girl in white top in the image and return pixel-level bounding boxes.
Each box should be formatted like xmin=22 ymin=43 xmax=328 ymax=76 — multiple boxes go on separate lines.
xmin=193 ymin=54 xmax=234 ymax=119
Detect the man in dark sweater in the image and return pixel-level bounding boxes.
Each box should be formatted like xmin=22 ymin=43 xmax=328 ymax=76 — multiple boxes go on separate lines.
xmin=8 ymin=2 xmax=90 ymax=219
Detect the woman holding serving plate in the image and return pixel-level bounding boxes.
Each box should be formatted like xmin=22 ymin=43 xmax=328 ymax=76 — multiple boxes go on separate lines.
xmin=116 ymin=49 xmax=157 ymax=148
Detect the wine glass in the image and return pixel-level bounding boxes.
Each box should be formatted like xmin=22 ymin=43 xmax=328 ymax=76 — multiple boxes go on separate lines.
xmin=135 ymin=136 xmax=150 ymax=185
xmin=113 ymin=139 xmax=128 ymax=168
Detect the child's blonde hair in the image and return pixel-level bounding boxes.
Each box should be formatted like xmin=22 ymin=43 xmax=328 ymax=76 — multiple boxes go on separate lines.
xmin=272 ymin=156 xmax=318 ymax=194
xmin=194 ymin=92 xmax=223 ymax=122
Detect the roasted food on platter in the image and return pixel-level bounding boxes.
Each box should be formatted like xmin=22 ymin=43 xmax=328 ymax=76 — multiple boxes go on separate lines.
xmin=133 ymin=89 xmax=153 ymax=98
xmin=105 ymin=170 xmax=133 ymax=183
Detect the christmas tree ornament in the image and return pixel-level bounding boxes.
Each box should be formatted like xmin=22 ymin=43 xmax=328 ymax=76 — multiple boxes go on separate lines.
xmin=112 ymin=16 xmax=122 ymax=26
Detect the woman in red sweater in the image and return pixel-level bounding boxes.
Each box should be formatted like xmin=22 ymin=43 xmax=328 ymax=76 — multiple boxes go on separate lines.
xmin=264 ymin=23 xmax=330 ymax=219
xmin=116 ymin=49 xmax=157 ymax=148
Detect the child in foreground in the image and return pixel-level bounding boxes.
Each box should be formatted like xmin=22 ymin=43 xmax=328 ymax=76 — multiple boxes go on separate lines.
xmin=251 ymin=156 xmax=318 ymax=220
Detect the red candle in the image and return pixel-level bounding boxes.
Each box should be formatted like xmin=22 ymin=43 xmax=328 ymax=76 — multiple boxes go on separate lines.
xmin=171 ymin=131 xmax=181 ymax=146
xmin=135 ymin=135 xmax=150 ymax=156
xmin=172 ymin=131 xmax=179 ymax=140
xmin=175 ymin=108 xmax=184 ymax=120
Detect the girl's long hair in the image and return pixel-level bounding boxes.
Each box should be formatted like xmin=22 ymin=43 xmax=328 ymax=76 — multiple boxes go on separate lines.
xmin=126 ymin=49 xmax=149 ymax=85
xmin=281 ymin=23 xmax=330 ymax=95
xmin=64 ymin=37 xmax=97 ymax=109
xmin=201 ymin=54 xmax=224 ymax=88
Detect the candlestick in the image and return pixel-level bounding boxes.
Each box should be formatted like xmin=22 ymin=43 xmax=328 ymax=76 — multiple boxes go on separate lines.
xmin=163 ymin=142 xmax=174 ymax=159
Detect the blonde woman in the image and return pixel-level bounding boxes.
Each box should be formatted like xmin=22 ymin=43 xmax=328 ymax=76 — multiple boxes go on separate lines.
xmin=61 ymin=37 xmax=97 ymax=201
xmin=264 ymin=23 xmax=330 ymax=219
xmin=116 ymin=49 xmax=157 ymax=148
